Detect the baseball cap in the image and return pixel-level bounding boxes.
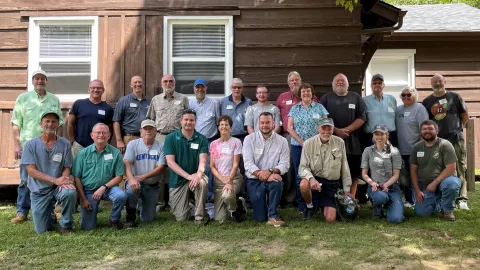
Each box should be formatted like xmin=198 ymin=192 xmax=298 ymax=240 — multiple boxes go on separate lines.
xmin=318 ymin=118 xmax=334 ymax=127
xmin=373 ymin=124 xmax=388 ymax=133
xmin=40 ymin=111 xmax=60 ymax=121
xmin=141 ymin=119 xmax=156 ymax=129
xmin=194 ymin=79 xmax=206 ymax=87
xmin=371 ymin=73 xmax=384 ymax=82
xmin=32 ymin=70 xmax=48 ymax=79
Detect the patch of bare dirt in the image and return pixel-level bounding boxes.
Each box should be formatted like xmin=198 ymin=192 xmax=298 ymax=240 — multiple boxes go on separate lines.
xmin=307 ymin=241 xmax=340 ymax=258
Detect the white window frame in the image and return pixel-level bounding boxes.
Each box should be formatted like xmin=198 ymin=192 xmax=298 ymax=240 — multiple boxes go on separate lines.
xmin=365 ymin=49 xmax=416 ymax=96
xmin=163 ymin=16 xmax=234 ymax=98
xmin=28 ymin=16 xmax=99 ymax=102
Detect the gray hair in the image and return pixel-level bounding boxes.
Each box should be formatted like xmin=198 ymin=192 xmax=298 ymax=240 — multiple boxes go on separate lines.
xmin=332 ymin=73 xmax=349 ymax=89
xmin=89 ymin=79 xmax=104 ymax=87
xmin=400 ymin=86 xmax=418 ymax=102
xmin=287 ymin=71 xmax=302 ymax=84
xmin=91 ymin=123 xmax=110 ymax=133
xmin=231 ymin=78 xmax=243 ymax=86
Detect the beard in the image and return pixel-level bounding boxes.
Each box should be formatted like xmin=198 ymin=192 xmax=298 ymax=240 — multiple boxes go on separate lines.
xmin=163 ymin=86 xmax=174 ymax=94
xmin=432 ymin=87 xmax=444 ymax=94
xmin=333 ymin=86 xmax=347 ymax=95
xmin=320 ymin=133 xmax=331 ymax=142
xmin=421 ymin=133 xmax=436 ymax=142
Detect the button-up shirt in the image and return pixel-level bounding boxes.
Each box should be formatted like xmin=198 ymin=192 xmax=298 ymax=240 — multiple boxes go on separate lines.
xmin=147 ymin=91 xmax=189 ymax=133
xmin=220 ymin=95 xmax=253 ymax=136
xmin=244 ymin=103 xmax=281 ymax=132
xmin=275 ymin=91 xmax=302 ymax=134
xmin=11 ymin=90 xmax=63 ymax=146
xmin=363 ymin=93 xmax=397 ymax=133
xmin=113 ymin=93 xmax=151 ymax=134
xmin=189 ymin=97 xmax=220 ymax=139
xmin=243 ymin=131 xmax=290 ymax=179
xmin=287 ymin=102 xmax=329 ymax=146
xmin=361 ymin=145 xmax=402 ymax=185
xmin=298 ymin=134 xmax=352 ymax=192
xmin=72 ymin=144 xmax=125 ymax=191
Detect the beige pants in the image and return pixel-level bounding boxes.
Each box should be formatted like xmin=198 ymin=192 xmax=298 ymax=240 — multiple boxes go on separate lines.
xmin=214 ymin=172 xmax=243 ymax=221
xmin=169 ymin=174 xmax=208 ymax=221
xmin=71 ymin=141 xmax=85 ymax=159
xmin=452 ymin=140 xmax=468 ymax=200
xmin=155 ymin=133 xmax=169 ymax=206
xmin=123 ymin=135 xmax=139 ymax=146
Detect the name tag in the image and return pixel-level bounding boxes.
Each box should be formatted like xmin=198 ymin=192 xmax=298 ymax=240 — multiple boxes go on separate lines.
xmin=98 ymin=110 xmax=105 ymax=115
xmin=254 ymin=148 xmax=263 ymax=155
xmin=417 ymin=152 xmax=424 ymax=157
xmin=226 ymin=105 xmax=233 ymax=110
xmin=130 ymin=103 xmax=138 ymax=108
xmin=104 ymin=153 xmax=113 ymax=160
xmin=53 ymin=153 xmax=62 ymax=162
xmin=388 ymin=107 xmax=394 ymax=113
xmin=286 ymin=100 xmax=293 ymax=105
xmin=312 ymin=114 xmax=320 ymax=119
xmin=191 ymin=143 xmax=199 ymax=150
xmin=349 ymin=104 xmax=355 ymax=109
xmin=439 ymin=99 xmax=447 ymax=105
xmin=150 ymin=150 xmax=158 ymax=155
xmin=174 ymin=100 xmax=181 ymax=105
xmin=404 ymin=112 xmax=411 ymax=117
xmin=221 ymin=147 xmax=230 ymax=154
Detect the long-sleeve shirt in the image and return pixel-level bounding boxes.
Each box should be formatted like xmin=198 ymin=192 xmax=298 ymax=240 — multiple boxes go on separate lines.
xmin=298 ymin=134 xmax=352 ymax=192
xmin=242 ymin=131 xmax=290 ymax=179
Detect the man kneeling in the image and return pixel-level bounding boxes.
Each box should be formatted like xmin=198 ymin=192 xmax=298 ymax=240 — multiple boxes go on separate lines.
xmin=298 ymin=118 xmax=352 ymax=222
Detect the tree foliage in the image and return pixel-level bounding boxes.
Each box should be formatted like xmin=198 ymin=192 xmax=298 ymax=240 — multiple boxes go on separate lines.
xmin=336 ymin=0 xmax=480 ymax=10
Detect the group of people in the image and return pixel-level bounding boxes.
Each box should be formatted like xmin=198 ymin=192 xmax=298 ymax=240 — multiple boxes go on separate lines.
xmin=10 ymin=68 xmax=470 ymax=234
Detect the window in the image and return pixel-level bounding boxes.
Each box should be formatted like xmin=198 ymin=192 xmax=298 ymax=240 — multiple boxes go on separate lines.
xmin=365 ymin=49 xmax=416 ymax=104
xmin=28 ymin=17 xmax=98 ymax=101
xmin=164 ymin=16 xmax=233 ymax=97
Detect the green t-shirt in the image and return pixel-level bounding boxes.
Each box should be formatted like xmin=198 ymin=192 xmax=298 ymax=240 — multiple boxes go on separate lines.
xmin=410 ymin=138 xmax=457 ymax=189
xmin=72 ymin=144 xmax=125 ymax=190
xmin=163 ymin=129 xmax=209 ymax=188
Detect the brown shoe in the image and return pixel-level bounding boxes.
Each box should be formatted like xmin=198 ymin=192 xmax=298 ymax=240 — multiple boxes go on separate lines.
xmin=109 ymin=221 xmax=123 ymax=230
xmin=11 ymin=213 xmax=27 ymax=224
xmin=442 ymin=211 xmax=456 ymax=221
xmin=267 ymin=217 xmax=285 ymax=227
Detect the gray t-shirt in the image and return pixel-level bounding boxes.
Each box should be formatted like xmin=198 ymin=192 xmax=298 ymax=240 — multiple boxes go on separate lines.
xmin=244 ymin=103 xmax=281 ymax=131
xmin=124 ymin=138 xmax=166 ymax=185
xmin=361 ymin=145 xmax=402 ymax=185
xmin=21 ymin=136 xmax=73 ymax=194
xmin=395 ymin=103 xmax=429 ymax=155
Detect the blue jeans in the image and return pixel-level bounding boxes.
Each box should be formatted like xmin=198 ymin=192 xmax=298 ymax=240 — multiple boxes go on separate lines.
xmin=291 ymin=145 xmax=305 ymax=212
xmin=16 ymin=165 xmax=31 ymax=216
xmin=367 ymin=184 xmax=404 ymax=223
xmin=415 ymin=176 xmax=461 ymax=216
xmin=401 ymin=155 xmax=415 ymax=204
xmin=125 ymin=182 xmax=160 ymax=222
xmin=246 ymin=178 xmax=283 ymax=222
xmin=80 ymin=186 xmax=127 ymax=231
xmin=30 ymin=187 xmax=77 ymax=233
xmin=206 ymin=154 xmax=214 ymax=202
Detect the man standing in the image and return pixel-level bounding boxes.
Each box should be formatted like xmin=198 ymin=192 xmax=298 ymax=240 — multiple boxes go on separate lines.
xmin=363 ymin=74 xmax=397 ymax=146
xmin=410 ymin=120 xmax=461 ymax=221
xmin=113 ymin=76 xmax=151 ymax=154
xmin=73 ymin=123 xmax=127 ymax=230
xmin=21 ymin=111 xmax=76 ymax=234
xmin=164 ymin=109 xmax=209 ymax=225
xmin=10 ymin=70 xmax=63 ymax=224
xmin=245 ymin=85 xmax=281 ymax=134
xmin=220 ymin=78 xmax=253 ymax=142
xmin=67 ymin=79 xmax=114 ymax=158
xmin=298 ymin=118 xmax=352 ymax=222
xmin=243 ymin=112 xmax=290 ymax=227
xmin=320 ymin=73 xmax=365 ymax=199
xmin=422 ymin=74 xmax=470 ymax=210
xmin=124 ymin=119 xmax=166 ymax=227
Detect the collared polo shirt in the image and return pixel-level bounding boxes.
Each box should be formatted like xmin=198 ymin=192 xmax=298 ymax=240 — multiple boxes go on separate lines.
xmin=287 ymin=102 xmax=329 ymax=146
xmin=11 ymin=90 xmax=63 ymax=146
xmin=219 ymin=95 xmax=253 ymax=136
xmin=163 ymin=129 xmax=209 ymax=188
xmin=244 ymin=103 xmax=281 ymax=132
xmin=363 ymin=93 xmax=397 ymax=133
xmin=147 ymin=91 xmax=189 ymax=134
xmin=113 ymin=93 xmax=151 ymax=134
xmin=189 ymin=97 xmax=220 ymax=139
xmin=361 ymin=145 xmax=402 ymax=185
xmin=275 ymin=91 xmax=301 ymax=134
xmin=72 ymin=144 xmax=125 ymax=191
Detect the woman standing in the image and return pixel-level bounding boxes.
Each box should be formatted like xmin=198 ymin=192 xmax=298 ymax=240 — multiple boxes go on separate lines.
xmin=361 ymin=124 xmax=404 ymax=223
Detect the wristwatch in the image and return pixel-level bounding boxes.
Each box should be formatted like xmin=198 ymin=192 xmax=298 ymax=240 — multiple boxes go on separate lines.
xmin=102 ymin=184 xmax=109 ymax=190
xmin=268 ymin=168 xmax=274 ymax=173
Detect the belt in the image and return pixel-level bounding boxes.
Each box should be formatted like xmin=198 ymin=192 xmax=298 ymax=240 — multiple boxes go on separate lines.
xmin=124 ymin=133 xmax=140 ymax=137
xmin=157 ymin=131 xmax=170 ymax=135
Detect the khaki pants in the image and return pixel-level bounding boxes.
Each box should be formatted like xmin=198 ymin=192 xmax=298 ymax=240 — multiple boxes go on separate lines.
xmin=155 ymin=133 xmax=169 ymax=207
xmin=213 ymin=172 xmax=243 ymax=221
xmin=123 ymin=135 xmax=139 ymax=146
xmin=71 ymin=141 xmax=85 ymax=159
xmin=452 ymin=140 xmax=468 ymax=200
xmin=169 ymin=174 xmax=208 ymax=221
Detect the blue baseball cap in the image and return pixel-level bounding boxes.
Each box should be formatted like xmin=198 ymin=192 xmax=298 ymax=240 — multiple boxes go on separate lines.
xmin=194 ymin=79 xmax=206 ymax=87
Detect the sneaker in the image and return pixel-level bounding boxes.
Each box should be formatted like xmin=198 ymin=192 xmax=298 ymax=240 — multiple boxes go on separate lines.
xmin=59 ymin=227 xmax=74 ymax=235
xmin=457 ymin=200 xmax=471 ymax=211
xmin=11 ymin=213 xmax=27 ymax=224
xmin=441 ymin=211 xmax=456 ymax=221
xmin=267 ymin=217 xmax=285 ymax=227
xmin=403 ymin=202 xmax=414 ymax=208
xmin=109 ymin=221 xmax=123 ymax=230
xmin=304 ymin=207 xmax=314 ymax=220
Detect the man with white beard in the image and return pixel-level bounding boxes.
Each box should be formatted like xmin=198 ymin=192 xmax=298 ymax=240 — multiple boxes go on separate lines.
xmin=422 ymin=74 xmax=470 ymax=210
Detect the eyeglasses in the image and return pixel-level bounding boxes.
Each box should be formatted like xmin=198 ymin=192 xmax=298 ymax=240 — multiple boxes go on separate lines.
xmin=162 ymin=80 xmax=174 ymax=83
xmin=93 ymin=131 xmax=109 ymax=135
xmin=231 ymin=86 xmax=243 ymax=89
xmin=401 ymin=93 xmax=412 ymax=97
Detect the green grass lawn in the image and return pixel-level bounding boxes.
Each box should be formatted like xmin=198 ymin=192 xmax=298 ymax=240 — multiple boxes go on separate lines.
xmin=1 ymin=184 xmax=479 ymax=270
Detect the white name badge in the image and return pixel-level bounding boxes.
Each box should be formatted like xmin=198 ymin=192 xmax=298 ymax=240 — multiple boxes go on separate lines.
xmin=254 ymin=148 xmax=263 ymax=155
xmin=349 ymin=104 xmax=355 ymax=109
xmin=286 ymin=100 xmax=293 ymax=105
xmin=226 ymin=105 xmax=234 ymax=110
xmin=191 ymin=143 xmax=199 ymax=150
xmin=404 ymin=112 xmax=411 ymax=117
xmin=388 ymin=107 xmax=394 ymax=113
xmin=439 ymin=99 xmax=447 ymax=105
xmin=174 ymin=100 xmax=181 ymax=105
xmin=150 ymin=150 xmax=158 ymax=155
xmin=221 ymin=147 xmax=230 ymax=154
xmin=53 ymin=153 xmax=62 ymax=162
xmin=130 ymin=103 xmax=138 ymax=108
xmin=104 ymin=153 xmax=113 ymax=160
xmin=98 ymin=110 xmax=105 ymax=115
xmin=417 ymin=152 xmax=425 ymax=157
xmin=312 ymin=114 xmax=320 ymax=119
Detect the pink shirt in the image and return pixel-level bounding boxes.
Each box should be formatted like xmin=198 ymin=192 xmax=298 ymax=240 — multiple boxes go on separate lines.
xmin=210 ymin=137 xmax=242 ymax=176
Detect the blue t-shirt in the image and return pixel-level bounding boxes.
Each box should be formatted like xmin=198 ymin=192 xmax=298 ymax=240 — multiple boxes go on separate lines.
xmin=21 ymin=136 xmax=73 ymax=194
xmin=70 ymin=98 xmax=114 ymax=147
xmin=219 ymin=95 xmax=253 ymax=136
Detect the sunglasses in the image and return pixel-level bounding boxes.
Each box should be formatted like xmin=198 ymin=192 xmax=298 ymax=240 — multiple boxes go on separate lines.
xmin=401 ymin=93 xmax=412 ymax=97
xmin=183 ymin=109 xmax=196 ymax=115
